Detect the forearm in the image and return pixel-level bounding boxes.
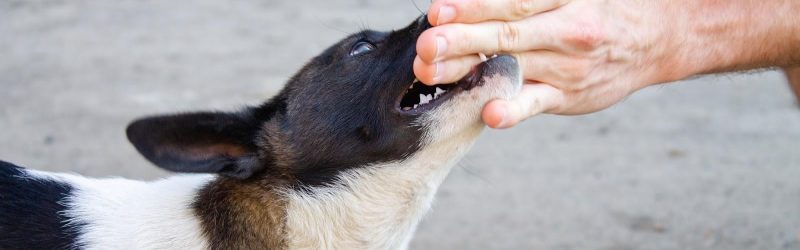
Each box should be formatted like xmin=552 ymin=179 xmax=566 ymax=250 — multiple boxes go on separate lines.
xmin=785 ymin=67 xmax=800 ymax=102
xmin=658 ymin=0 xmax=800 ymax=81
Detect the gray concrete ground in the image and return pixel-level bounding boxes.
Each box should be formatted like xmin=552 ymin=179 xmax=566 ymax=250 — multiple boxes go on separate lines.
xmin=1 ymin=1 xmax=799 ymax=249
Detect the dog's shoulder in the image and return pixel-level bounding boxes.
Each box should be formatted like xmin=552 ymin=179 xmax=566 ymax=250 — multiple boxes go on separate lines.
xmin=0 ymin=160 xmax=82 ymax=250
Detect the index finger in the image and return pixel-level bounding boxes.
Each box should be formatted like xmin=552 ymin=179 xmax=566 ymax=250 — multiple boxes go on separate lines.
xmin=429 ymin=0 xmax=570 ymax=26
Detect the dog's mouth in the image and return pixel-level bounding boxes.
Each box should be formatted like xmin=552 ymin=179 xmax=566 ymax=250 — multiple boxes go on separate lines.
xmin=397 ymin=55 xmax=497 ymax=115
xmin=397 ymin=79 xmax=459 ymax=114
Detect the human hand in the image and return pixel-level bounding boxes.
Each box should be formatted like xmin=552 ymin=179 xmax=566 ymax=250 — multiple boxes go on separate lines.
xmin=785 ymin=67 xmax=800 ymax=105
xmin=414 ymin=0 xmax=682 ymax=128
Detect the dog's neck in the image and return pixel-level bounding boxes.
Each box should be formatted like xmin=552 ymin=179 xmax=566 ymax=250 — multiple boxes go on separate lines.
xmin=56 ymin=125 xmax=482 ymax=249
xmin=282 ymin=126 xmax=482 ymax=249
xmin=193 ymin=177 xmax=289 ymax=249
xmin=189 ymin=128 xmax=481 ymax=249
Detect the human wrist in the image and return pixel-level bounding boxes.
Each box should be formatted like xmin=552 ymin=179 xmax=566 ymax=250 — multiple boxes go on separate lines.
xmin=675 ymin=0 xmax=800 ymax=76
xmin=628 ymin=0 xmax=694 ymax=89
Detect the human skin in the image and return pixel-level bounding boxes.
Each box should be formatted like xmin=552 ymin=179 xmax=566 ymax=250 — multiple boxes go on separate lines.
xmin=414 ymin=0 xmax=800 ymax=128
xmin=785 ymin=67 xmax=800 ymax=104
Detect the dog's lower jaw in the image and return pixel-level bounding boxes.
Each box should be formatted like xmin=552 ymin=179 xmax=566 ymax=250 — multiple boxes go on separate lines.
xmin=283 ymin=127 xmax=482 ymax=250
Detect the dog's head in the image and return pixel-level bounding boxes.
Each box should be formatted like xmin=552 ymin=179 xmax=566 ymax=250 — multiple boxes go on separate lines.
xmin=126 ymin=16 xmax=521 ymax=186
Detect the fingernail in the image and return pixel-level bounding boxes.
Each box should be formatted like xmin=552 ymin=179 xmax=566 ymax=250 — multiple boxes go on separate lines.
xmin=432 ymin=62 xmax=443 ymax=83
xmin=434 ymin=36 xmax=447 ymax=61
xmin=436 ymin=5 xmax=455 ymax=25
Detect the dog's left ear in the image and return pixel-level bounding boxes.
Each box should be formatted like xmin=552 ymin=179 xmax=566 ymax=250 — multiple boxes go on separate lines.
xmin=126 ymin=110 xmax=265 ymax=179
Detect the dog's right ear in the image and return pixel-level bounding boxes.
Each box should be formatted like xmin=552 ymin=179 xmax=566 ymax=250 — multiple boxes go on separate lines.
xmin=126 ymin=110 xmax=267 ymax=179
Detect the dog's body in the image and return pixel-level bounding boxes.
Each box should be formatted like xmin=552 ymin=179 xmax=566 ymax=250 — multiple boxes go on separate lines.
xmin=0 ymin=16 xmax=521 ymax=249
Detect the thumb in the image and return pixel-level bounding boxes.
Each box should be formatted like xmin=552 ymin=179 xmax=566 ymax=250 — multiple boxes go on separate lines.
xmin=482 ymin=83 xmax=564 ymax=129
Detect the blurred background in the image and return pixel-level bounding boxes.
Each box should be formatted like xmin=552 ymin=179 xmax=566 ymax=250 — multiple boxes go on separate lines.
xmin=1 ymin=1 xmax=799 ymax=249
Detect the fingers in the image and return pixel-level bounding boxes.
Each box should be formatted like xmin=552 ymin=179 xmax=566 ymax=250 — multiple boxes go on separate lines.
xmin=417 ymin=48 xmax=580 ymax=86
xmin=482 ymin=83 xmax=564 ymax=129
xmin=414 ymin=54 xmax=482 ymax=85
xmin=417 ymin=18 xmax=558 ymax=63
xmin=428 ymin=0 xmax=570 ymax=25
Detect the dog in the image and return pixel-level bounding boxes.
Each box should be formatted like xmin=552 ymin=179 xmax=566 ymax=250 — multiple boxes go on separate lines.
xmin=0 ymin=16 xmax=521 ymax=249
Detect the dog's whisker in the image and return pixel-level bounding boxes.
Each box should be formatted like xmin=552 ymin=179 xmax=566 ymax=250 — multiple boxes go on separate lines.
xmin=314 ymin=16 xmax=350 ymax=35
xmin=410 ymin=0 xmax=426 ymax=15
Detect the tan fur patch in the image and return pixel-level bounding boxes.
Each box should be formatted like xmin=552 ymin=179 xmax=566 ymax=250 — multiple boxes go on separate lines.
xmin=193 ymin=175 xmax=289 ymax=250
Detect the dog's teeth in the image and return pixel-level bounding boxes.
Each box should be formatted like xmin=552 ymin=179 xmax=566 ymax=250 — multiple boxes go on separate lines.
xmin=434 ymin=87 xmax=446 ymax=99
xmin=435 ymin=87 xmax=446 ymax=97
xmin=491 ymin=54 xmax=498 ymax=58
xmin=478 ymin=53 xmax=488 ymax=62
xmin=413 ymin=104 xmax=418 ymax=109
xmin=408 ymin=79 xmax=419 ymax=90
xmin=418 ymin=94 xmax=428 ymax=104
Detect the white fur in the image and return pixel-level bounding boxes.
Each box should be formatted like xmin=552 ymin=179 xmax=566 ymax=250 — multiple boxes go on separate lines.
xmin=25 ymin=170 xmax=214 ymax=250
xmin=283 ymin=73 xmax=521 ymax=250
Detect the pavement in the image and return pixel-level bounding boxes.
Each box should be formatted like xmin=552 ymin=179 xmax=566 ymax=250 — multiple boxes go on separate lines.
xmin=1 ymin=1 xmax=799 ymax=249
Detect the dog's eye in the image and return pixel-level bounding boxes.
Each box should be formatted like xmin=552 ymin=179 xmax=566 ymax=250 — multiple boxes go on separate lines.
xmin=349 ymin=41 xmax=376 ymax=56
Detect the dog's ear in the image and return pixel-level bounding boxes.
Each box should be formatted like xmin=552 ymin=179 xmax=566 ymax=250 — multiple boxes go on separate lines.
xmin=126 ymin=110 xmax=266 ymax=179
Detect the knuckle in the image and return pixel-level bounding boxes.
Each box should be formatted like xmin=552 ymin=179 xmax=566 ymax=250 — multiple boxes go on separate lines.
xmin=512 ymin=0 xmax=537 ymax=18
xmin=498 ymin=22 xmax=521 ymax=51
xmin=564 ymin=23 xmax=606 ymax=50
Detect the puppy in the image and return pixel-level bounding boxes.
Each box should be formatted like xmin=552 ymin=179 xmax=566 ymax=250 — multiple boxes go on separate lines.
xmin=0 ymin=16 xmax=521 ymax=249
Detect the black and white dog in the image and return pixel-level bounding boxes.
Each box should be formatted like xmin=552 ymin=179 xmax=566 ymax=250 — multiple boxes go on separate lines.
xmin=0 ymin=16 xmax=520 ymax=249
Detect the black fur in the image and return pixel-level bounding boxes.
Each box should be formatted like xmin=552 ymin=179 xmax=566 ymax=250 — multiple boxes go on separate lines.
xmin=126 ymin=111 xmax=266 ymax=179
xmin=0 ymin=161 xmax=82 ymax=250
xmin=127 ymin=16 xmax=434 ymax=186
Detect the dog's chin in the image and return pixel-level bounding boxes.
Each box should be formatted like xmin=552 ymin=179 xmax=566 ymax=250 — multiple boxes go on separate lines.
xmin=412 ymin=55 xmax=522 ymax=144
